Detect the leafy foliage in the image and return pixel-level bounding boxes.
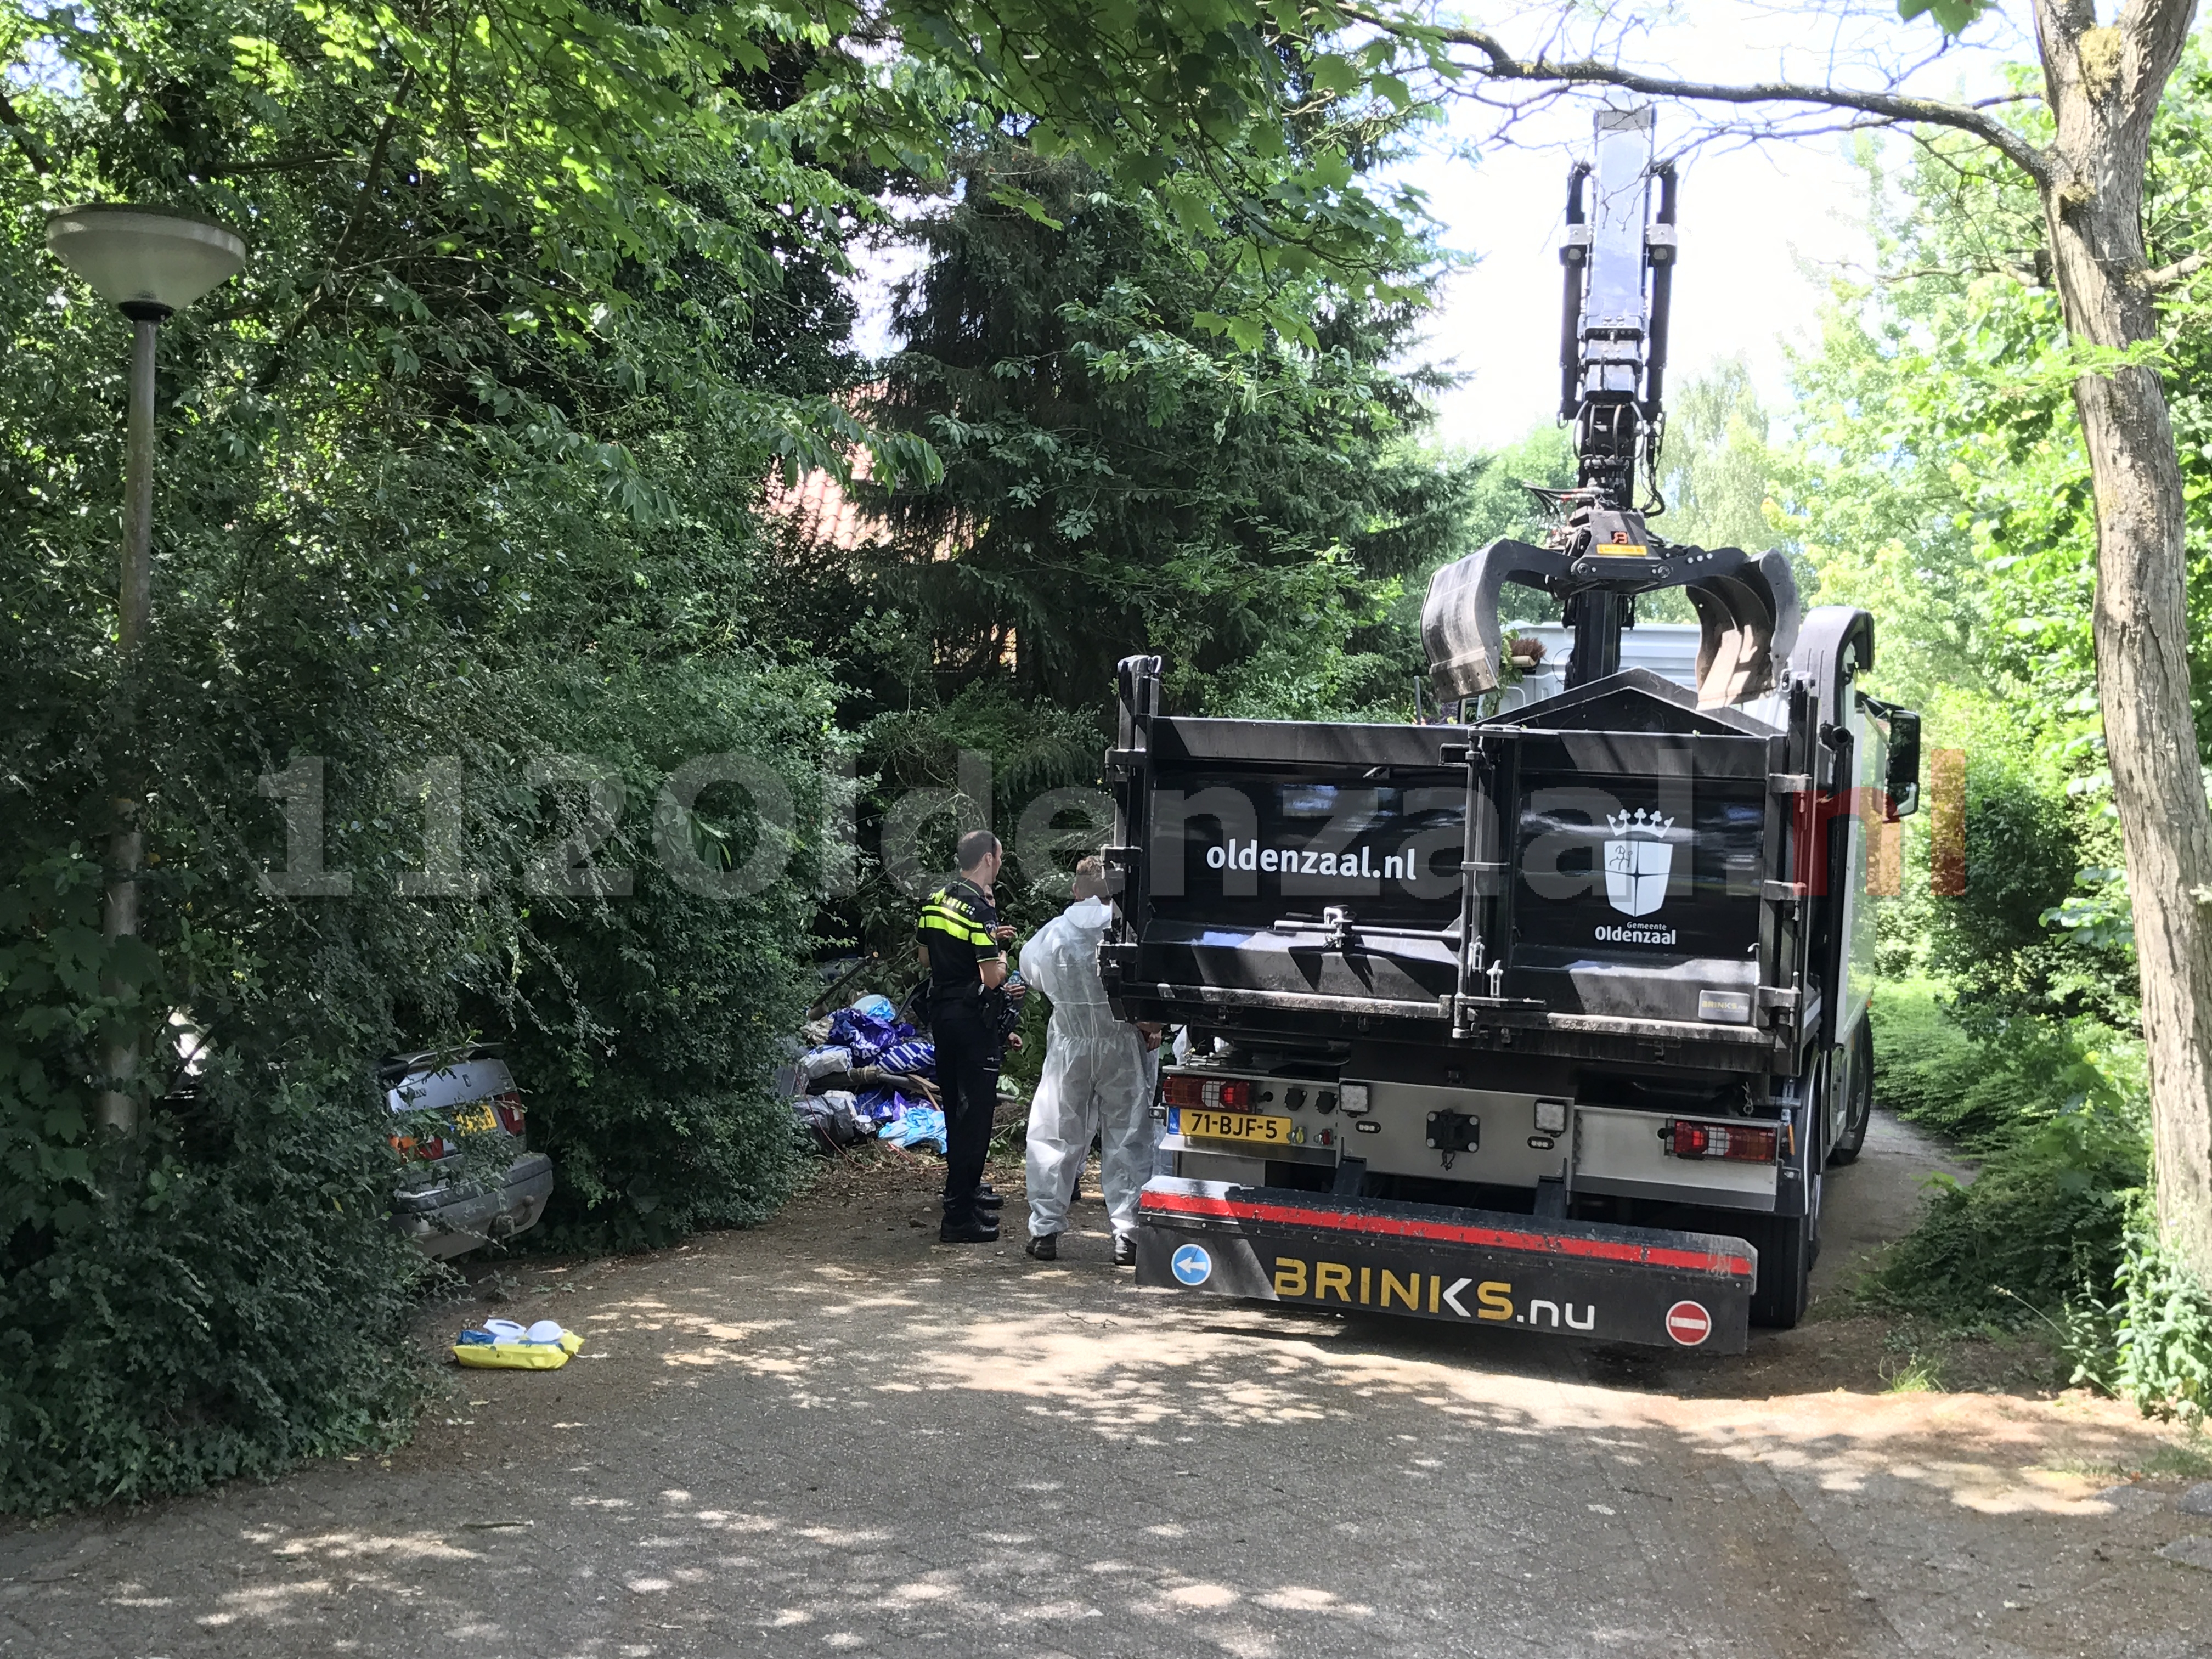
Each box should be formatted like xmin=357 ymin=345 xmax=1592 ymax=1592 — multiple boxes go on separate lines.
xmin=855 ymin=140 xmax=1476 ymax=723
xmin=1 ymin=993 xmax=432 ymax=1514
xmin=1654 ymin=357 xmax=1782 ymax=557
xmin=2067 ymin=1198 xmax=2212 ymax=1421
xmin=867 ymin=0 xmax=1443 ymax=338
xmin=1895 ymin=0 xmax=1998 ymax=42
xmin=1790 ymin=79 xmax=2212 ymax=1405
xmin=1865 ymin=983 xmax=2146 ymax=1325
xmin=776 ymin=132 xmax=1479 ymax=976
xmin=2104 ymin=1217 xmax=2212 ymax=1420
xmin=1784 ymin=89 xmax=2212 ymax=742
xmin=0 ymin=0 xmax=883 ymax=1509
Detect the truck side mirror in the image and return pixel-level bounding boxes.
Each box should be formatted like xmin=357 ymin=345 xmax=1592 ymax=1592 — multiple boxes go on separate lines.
xmin=1879 ymin=705 xmax=1920 ymax=819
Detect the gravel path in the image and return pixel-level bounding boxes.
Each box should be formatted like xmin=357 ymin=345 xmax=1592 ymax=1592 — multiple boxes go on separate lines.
xmin=4 ymin=1110 xmax=2207 ymax=1658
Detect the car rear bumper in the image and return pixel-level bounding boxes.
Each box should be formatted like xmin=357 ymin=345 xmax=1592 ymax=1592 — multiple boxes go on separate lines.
xmin=392 ymin=1153 xmax=555 ymax=1259
xmin=1133 ymin=1176 xmax=1756 ymax=1352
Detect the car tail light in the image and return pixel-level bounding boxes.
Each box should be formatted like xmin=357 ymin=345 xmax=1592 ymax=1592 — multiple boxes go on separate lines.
xmin=492 ymin=1091 xmax=527 ymax=1137
xmin=1163 ymin=1074 xmax=1253 ymax=1110
xmin=389 ymin=1131 xmax=453 ymax=1164
xmin=1664 ymin=1120 xmax=1779 ymax=1163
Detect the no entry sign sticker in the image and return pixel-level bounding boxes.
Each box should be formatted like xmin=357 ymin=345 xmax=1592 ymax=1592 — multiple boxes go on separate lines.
xmin=1664 ymin=1300 xmax=1713 ymax=1347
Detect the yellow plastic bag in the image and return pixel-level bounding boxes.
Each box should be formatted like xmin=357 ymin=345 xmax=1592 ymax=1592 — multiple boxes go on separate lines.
xmin=452 ymin=1331 xmax=584 ymax=1370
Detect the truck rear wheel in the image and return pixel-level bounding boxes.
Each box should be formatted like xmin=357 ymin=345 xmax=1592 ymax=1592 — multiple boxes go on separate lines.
xmin=1748 ymin=1207 xmax=1814 ymax=1329
xmin=1826 ymin=1020 xmax=1874 ymax=1167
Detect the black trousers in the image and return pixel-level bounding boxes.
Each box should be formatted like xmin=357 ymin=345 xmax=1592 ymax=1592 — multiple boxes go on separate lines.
xmin=932 ymin=1000 xmax=997 ymax=1226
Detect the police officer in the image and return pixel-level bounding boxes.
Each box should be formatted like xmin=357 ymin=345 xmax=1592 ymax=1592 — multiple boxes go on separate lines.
xmin=918 ymin=830 xmax=1022 ymax=1243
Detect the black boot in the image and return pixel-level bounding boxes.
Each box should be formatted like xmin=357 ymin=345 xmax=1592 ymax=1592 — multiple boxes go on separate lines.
xmin=1024 ymin=1232 xmax=1059 ymax=1261
xmin=1112 ymin=1234 xmax=1137 ymax=1267
xmin=939 ymin=1216 xmax=1000 ymax=1244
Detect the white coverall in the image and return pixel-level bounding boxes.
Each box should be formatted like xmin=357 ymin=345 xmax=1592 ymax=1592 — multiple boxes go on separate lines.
xmin=1020 ymin=896 xmax=1159 ymax=1241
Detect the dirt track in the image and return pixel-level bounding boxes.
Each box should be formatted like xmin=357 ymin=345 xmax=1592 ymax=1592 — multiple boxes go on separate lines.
xmin=4 ymin=1110 xmax=2209 ymax=1658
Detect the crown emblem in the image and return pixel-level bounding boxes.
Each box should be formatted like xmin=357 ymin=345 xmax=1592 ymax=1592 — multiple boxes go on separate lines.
xmin=1606 ymin=808 xmax=1674 ymax=837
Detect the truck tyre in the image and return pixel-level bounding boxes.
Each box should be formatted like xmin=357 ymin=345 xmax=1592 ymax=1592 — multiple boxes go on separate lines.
xmin=1826 ymin=1020 xmax=1874 ymax=1167
xmin=1748 ymin=1207 xmax=1814 ymax=1329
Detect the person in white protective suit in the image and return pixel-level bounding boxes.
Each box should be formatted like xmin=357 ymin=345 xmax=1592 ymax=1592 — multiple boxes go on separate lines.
xmin=1020 ymin=857 xmax=1161 ymax=1265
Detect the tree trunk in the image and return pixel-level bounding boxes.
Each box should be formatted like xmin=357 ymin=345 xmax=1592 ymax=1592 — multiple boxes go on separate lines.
xmin=2035 ymin=0 xmax=2212 ymax=1282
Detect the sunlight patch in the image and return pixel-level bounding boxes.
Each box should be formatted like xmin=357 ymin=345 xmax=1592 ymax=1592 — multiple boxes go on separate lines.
xmin=1163 ymin=1582 xmax=1238 ymax=1610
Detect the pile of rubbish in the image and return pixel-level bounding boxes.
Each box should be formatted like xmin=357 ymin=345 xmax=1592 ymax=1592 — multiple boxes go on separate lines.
xmin=791 ymin=993 xmax=945 ymax=1155
xmin=452 ymin=1317 xmax=584 ymax=1370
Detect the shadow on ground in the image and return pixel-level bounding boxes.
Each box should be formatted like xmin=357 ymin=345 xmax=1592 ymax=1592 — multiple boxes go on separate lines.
xmin=4 ymin=1111 xmax=2207 ymax=1659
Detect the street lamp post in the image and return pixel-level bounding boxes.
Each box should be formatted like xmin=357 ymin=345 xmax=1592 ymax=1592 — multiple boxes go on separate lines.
xmin=46 ymin=206 xmax=246 ymax=1135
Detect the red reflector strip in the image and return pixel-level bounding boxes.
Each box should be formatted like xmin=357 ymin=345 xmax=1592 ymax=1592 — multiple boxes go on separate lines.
xmin=1666 ymin=1120 xmax=1779 ymax=1163
xmin=1139 ymin=1188 xmax=1753 ymax=1278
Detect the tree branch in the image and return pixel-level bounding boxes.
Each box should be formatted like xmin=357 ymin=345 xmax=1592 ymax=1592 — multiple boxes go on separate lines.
xmin=326 ymin=66 xmax=417 ymax=276
xmin=2115 ymin=0 xmax=2199 ymax=136
xmin=253 ymin=65 xmax=417 ymax=396
xmin=1338 ymin=6 xmax=2053 ymax=185
xmin=2141 ymin=249 xmax=2212 ymax=291
xmin=0 ymin=86 xmax=54 ymax=177
xmin=203 ymin=153 xmax=353 ymax=176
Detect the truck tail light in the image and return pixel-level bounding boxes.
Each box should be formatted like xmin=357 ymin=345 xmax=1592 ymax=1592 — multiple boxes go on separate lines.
xmin=1163 ymin=1074 xmax=1252 ymax=1111
xmin=492 ymin=1091 xmax=527 ymax=1137
xmin=1664 ymin=1120 xmax=1779 ymax=1163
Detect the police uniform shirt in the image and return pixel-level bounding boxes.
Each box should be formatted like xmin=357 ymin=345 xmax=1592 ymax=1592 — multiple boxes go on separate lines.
xmin=918 ymin=875 xmax=999 ymax=1003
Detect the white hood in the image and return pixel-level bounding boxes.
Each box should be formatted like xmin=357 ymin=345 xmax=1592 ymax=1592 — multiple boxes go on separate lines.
xmin=1064 ymin=895 xmax=1113 ymax=932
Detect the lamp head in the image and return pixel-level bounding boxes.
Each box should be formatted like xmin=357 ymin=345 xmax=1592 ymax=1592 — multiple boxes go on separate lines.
xmin=46 ymin=206 xmax=246 ymax=321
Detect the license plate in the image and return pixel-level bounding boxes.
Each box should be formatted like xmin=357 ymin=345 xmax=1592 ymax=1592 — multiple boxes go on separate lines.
xmin=451 ymin=1104 xmax=498 ymax=1135
xmin=1175 ymin=1108 xmax=1294 ymax=1147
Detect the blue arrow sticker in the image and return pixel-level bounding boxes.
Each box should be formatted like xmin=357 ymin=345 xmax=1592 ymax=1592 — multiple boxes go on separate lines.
xmin=1170 ymin=1243 xmax=1213 ymax=1286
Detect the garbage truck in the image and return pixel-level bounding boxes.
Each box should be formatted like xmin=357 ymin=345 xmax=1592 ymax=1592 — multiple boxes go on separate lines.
xmin=1108 ymin=106 xmax=1921 ymax=1353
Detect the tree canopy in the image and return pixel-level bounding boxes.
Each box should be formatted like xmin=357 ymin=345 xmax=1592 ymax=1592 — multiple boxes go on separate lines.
xmin=0 ymin=0 xmax=1476 ymax=1508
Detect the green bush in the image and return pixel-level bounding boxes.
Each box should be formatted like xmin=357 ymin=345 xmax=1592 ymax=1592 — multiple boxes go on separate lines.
xmin=1919 ymin=690 xmax=2136 ymax=1026
xmin=472 ymin=661 xmax=833 ymax=1251
xmin=0 ymin=854 xmax=432 ymax=1514
xmin=1869 ymin=1104 xmax=2145 ymax=1325
xmin=1 ymin=158 xmax=844 ymax=1508
xmin=1 ymin=642 xmax=837 ymax=1509
xmin=2105 ymin=1221 xmax=2212 ymax=1419
xmin=1866 ymin=981 xmax=2147 ymax=1323
xmin=1869 ymin=979 xmax=2142 ymax=1150
xmin=1858 ymin=690 xmax=2149 ymax=1336
xmin=2066 ymin=1201 xmax=2212 ymax=1420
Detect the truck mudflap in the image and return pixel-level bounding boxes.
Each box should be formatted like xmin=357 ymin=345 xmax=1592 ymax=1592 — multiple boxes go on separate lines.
xmin=1133 ymin=1177 xmax=1756 ymax=1353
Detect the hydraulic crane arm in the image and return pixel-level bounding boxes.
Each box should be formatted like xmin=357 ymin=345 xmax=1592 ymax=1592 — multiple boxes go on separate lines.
xmin=1421 ymin=104 xmax=1797 ymax=707
xmin=1559 ymin=104 xmax=1675 ymax=512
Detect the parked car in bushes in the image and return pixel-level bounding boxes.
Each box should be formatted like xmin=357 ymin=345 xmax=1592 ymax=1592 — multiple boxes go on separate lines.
xmin=383 ymin=1046 xmax=554 ymax=1259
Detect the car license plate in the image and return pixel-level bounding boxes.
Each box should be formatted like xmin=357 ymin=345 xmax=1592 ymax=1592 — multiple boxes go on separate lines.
xmin=1175 ymin=1108 xmax=1293 ymax=1147
xmin=451 ymin=1103 xmax=498 ymax=1135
